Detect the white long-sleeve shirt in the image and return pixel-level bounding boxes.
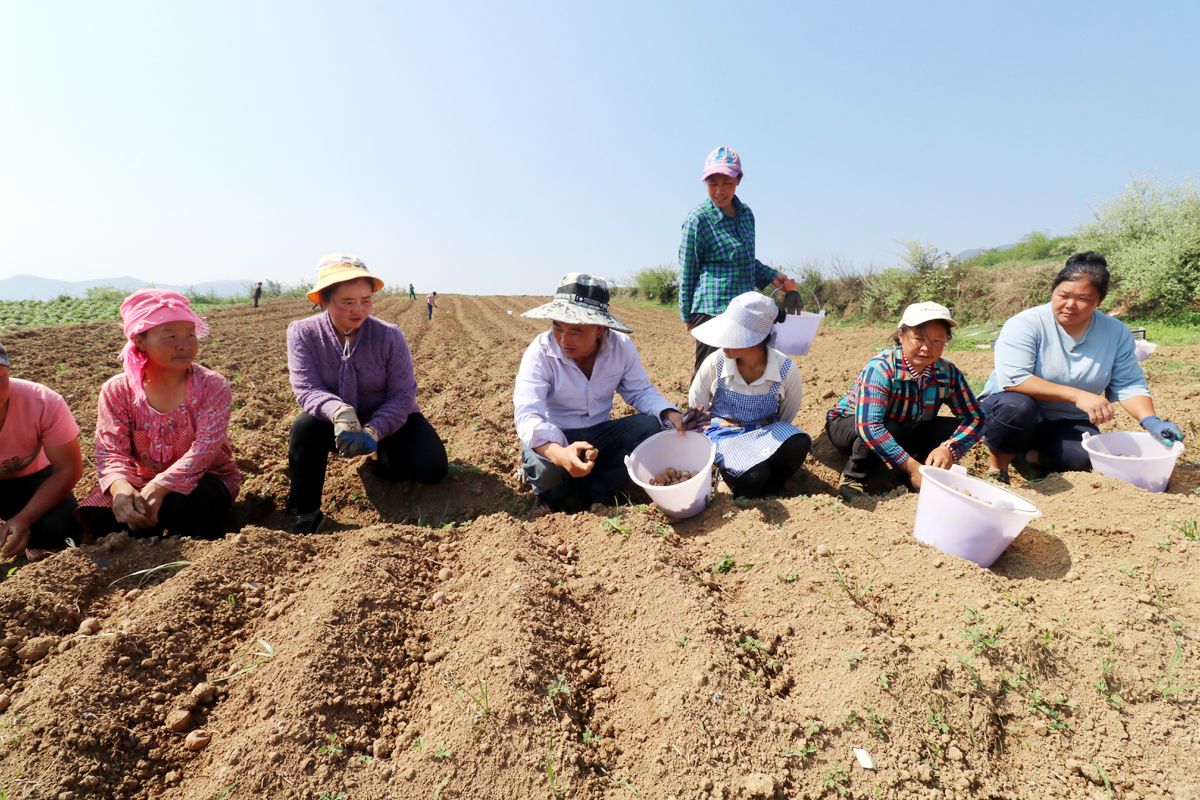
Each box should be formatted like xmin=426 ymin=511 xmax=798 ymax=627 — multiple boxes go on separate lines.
xmin=514 ymin=330 xmax=676 ymax=449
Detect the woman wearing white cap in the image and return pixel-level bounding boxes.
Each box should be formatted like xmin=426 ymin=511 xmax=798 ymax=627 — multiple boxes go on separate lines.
xmin=515 ymin=274 xmax=684 ymax=513
xmin=286 ymin=254 xmax=447 ymax=533
xmin=825 ymin=302 xmax=985 ymax=501
xmin=687 ymin=292 xmax=812 ymax=497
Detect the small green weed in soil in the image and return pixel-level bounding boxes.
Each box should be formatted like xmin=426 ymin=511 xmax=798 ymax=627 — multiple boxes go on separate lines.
xmin=822 ymin=764 xmax=850 ymax=797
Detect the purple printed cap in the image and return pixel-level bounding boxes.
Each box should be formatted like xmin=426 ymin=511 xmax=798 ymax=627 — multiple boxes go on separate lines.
xmin=702 ymin=146 xmax=742 ymax=179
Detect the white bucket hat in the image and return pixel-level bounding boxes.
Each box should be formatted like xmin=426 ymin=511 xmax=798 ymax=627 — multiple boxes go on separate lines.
xmin=899 ymin=301 xmax=957 ymax=329
xmin=690 ymin=292 xmax=781 ymax=349
xmin=521 ymin=273 xmax=632 ymax=333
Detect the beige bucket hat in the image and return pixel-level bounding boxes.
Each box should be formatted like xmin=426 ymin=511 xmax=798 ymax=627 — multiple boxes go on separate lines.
xmin=307 ymin=253 xmax=385 ymax=304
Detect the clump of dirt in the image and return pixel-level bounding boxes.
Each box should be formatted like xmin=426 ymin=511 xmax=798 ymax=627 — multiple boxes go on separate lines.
xmin=0 ymin=297 xmax=1197 ymax=799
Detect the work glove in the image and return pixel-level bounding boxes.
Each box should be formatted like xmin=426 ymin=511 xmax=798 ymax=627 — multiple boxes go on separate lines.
xmin=1140 ymin=415 xmax=1184 ymax=445
xmin=332 ymin=405 xmax=376 ymax=456
xmin=337 ymin=429 xmax=378 ymax=457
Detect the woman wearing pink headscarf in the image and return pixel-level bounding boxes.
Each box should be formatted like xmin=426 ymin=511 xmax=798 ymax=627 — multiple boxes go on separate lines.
xmin=77 ymin=289 xmax=240 ymax=538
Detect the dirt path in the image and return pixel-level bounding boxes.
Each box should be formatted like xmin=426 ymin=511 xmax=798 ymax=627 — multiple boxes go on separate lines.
xmin=0 ymin=297 xmax=1197 ymax=799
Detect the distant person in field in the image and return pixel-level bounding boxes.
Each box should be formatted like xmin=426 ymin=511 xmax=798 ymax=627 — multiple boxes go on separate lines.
xmin=77 ymin=290 xmax=241 ymax=539
xmin=514 ymin=273 xmax=684 ymax=513
xmin=286 ymin=254 xmax=447 ymax=534
xmin=688 ymin=292 xmax=812 ymax=498
xmin=408 ymin=283 xmax=416 ymax=300
xmin=826 ymin=302 xmax=984 ymax=502
xmin=979 ymin=252 xmax=1183 ymax=483
xmin=426 ymin=291 xmax=438 ymax=320
xmin=0 ymin=340 xmax=84 ymax=559
xmin=253 ymin=281 xmax=263 ymax=308
xmin=678 ymin=145 xmax=795 ymax=375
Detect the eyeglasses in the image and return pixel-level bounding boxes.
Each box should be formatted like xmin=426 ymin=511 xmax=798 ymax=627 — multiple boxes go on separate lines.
xmin=905 ymin=332 xmax=947 ymax=348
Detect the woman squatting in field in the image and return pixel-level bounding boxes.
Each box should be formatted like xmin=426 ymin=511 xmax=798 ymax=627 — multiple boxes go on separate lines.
xmin=978 ymin=252 xmax=1184 ymax=482
xmin=825 ymin=302 xmax=985 ymax=502
xmin=514 ymin=273 xmax=685 ymax=514
xmin=0 ymin=340 xmax=84 ymax=559
xmin=77 ymin=290 xmax=241 ymax=538
xmin=286 ymin=254 xmax=447 ymax=534
xmin=688 ymin=292 xmax=812 ymax=498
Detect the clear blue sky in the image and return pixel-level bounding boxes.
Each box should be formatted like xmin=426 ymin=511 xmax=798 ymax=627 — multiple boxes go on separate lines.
xmin=2 ymin=1 xmax=1197 ymax=295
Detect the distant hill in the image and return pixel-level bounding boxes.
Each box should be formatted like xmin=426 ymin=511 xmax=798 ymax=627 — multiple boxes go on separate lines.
xmin=956 ymin=242 xmax=1018 ymax=261
xmin=0 ymin=274 xmax=251 ymax=301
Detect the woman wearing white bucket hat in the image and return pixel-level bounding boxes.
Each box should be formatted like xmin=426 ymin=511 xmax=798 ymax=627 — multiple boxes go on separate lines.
xmin=687 ymin=292 xmax=812 ymax=497
xmin=515 ymin=274 xmax=684 ymax=513
xmin=825 ymin=301 xmax=985 ymax=501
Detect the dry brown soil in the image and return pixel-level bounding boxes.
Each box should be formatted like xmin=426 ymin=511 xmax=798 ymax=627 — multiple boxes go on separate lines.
xmin=1 ymin=295 xmax=1198 ymax=800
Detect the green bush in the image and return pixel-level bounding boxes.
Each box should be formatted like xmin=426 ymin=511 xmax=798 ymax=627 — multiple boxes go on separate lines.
xmin=631 ymin=266 xmax=679 ymax=305
xmin=960 ymin=231 xmax=1074 ymax=269
xmin=861 ymin=268 xmax=917 ymax=321
xmin=1073 ymin=177 xmax=1200 ymax=316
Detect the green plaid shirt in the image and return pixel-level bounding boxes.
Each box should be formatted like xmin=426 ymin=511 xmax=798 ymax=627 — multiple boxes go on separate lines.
xmin=678 ymin=196 xmax=778 ymax=320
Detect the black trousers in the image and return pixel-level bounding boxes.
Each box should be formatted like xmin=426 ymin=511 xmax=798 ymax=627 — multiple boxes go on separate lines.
xmin=689 ymin=313 xmax=717 ymax=377
xmin=286 ymin=411 xmax=448 ymax=514
xmin=0 ymin=466 xmax=81 ymax=548
xmin=826 ymin=414 xmax=961 ymax=485
xmin=722 ymin=432 xmax=813 ymax=498
xmin=77 ymin=473 xmax=232 ymax=539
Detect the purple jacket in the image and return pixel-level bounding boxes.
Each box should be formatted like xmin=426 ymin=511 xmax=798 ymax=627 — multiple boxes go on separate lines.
xmin=286 ymin=313 xmax=419 ymax=439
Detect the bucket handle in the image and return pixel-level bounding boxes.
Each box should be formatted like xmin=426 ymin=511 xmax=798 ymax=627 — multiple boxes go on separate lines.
xmin=765 ymin=282 xmax=824 ymax=315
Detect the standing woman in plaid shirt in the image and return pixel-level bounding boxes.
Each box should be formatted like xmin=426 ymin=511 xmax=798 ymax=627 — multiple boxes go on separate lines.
xmin=678 ymin=146 xmax=794 ymax=375
xmin=825 ymin=302 xmax=985 ymax=502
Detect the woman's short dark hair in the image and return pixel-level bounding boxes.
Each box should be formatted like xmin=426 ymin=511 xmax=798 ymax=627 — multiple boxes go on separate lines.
xmin=893 ymin=321 xmax=953 ymax=346
xmin=1052 ymin=252 xmax=1110 ymax=301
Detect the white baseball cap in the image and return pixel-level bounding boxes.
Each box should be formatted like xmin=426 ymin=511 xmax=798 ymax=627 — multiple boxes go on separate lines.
xmin=899 ymin=301 xmax=957 ymax=329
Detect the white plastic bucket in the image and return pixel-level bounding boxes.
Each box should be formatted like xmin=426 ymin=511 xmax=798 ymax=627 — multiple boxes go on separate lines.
xmin=913 ymin=465 xmax=1043 ymax=568
xmin=625 ymin=430 xmax=715 ymax=519
xmin=774 ymin=310 xmax=826 ymax=356
xmin=1082 ymin=431 xmax=1183 ymax=493
xmin=1133 ymin=339 xmax=1158 ymax=363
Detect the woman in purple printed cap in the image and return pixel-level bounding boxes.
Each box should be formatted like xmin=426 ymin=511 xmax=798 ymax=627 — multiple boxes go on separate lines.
xmin=678 ymin=146 xmax=795 ymax=376
xmin=286 ymin=253 xmax=447 ymax=534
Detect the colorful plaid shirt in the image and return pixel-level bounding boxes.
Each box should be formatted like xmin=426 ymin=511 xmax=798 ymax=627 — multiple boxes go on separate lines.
xmin=826 ymin=346 xmax=985 ymax=467
xmin=678 ymin=197 xmax=779 ymax=320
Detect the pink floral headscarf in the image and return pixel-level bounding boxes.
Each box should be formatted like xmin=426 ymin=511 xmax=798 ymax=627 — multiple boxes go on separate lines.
xmin=119 ymin=289 xmax=210 ymax=398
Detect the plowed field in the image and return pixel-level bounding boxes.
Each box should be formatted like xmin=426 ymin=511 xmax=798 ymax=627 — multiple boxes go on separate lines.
xmin=1 ymin=295 xmax=1198 ymax=800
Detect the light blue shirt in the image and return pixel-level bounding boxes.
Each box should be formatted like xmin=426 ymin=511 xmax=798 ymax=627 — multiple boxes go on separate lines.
xmin=513 ymin=330 xmax=676 ymax=449
xmin=981 ymin=303 xmax=1149 ymax=421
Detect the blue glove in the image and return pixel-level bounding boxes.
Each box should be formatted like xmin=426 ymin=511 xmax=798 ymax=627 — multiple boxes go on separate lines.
xmin=336 ymin=429 xmax=378 ymax=457
xmin=1140 ymin=416 xmax=1184 ymax=444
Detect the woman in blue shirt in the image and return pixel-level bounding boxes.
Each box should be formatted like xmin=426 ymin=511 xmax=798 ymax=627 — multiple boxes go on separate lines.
xmin=979 ymin=252 xmax=1183 ymax=482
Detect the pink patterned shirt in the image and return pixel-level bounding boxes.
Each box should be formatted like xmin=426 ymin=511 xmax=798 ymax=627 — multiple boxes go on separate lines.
xmin=80 ymin=364 xmax=241 ymax=507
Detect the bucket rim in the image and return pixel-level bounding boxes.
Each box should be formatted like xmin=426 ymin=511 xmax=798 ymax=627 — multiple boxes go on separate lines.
xmin=1081 ymin=431 xmax=1184 ymax=461
xmin=623 ymin=430 xmax=716 ymax=493
xmin=917 ymin=465 xmax=1042 ymax=518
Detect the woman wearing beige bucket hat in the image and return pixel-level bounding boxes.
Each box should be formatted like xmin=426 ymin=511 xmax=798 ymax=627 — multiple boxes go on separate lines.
xmin=825 ymin=301 xmax=985 ymax=501
xmin=285 ymin=253 xmax=447 ymax=533
xmin=514 ymin=273 xmax=684 ymax=513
